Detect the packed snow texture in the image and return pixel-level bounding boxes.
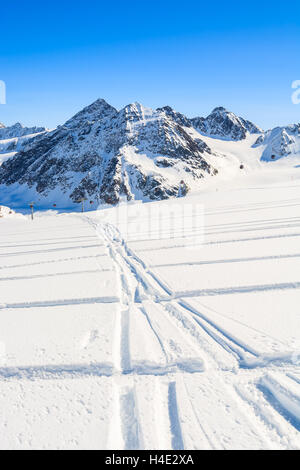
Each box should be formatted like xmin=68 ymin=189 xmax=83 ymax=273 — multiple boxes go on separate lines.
xmin=0 ymin=167 xmax=299 ymax=449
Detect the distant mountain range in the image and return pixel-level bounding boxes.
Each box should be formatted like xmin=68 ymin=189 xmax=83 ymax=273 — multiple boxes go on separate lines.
xmin=0 ymin=99 xmax=299 ymax=208
xmin=0 ymin=123 xmax=47 ymax=166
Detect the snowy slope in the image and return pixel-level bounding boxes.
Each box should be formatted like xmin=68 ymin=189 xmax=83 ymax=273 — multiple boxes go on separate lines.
xmin=0 ymin=169 xmax=299 ymax=449
xmin=0 ymin=205 xmax=25 ymax=219
xmin=254 ymin=124 xmax=300 ymax=162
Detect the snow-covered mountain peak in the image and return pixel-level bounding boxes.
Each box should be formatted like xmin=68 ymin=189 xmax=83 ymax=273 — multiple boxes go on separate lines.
xmin=0 ymin=122 xmax=48 ymax=165
xmin=1 ymin=98 xmax=300 ymax=210
xmin=9 ymin=122 xmax=23 ymax=129
xmin=157 ymin=106 xmax=192 ymax=128
xmin=0 ymin=121 xmax=49 ymax=166
xmin=64 ymin=98 xmax=118 ymax=129
xmin=254 ymin=124 xmax=300 ymax=161
xmin=0 ymin=122 xmax=47 ymax=140
xmin=191 ymin=107 xmax=262 ymax=141
xmin=120 ymin=102 xmax=155 ymax=123
xmin=208 ymin=106 xmax=243 ymax=124
xmin=0 ymin=98 xmax=219 ymax=208
xmin=211 ymin=106 xmax=227 ymax=113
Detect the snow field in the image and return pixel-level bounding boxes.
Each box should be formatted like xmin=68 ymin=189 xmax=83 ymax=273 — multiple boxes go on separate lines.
xmin=0 ymin=171 xmax=299 ymax=449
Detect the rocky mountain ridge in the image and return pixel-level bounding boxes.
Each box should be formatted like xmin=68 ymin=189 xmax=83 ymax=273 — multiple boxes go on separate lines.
xmin=0 ymin=99 xmax=299 ymax=208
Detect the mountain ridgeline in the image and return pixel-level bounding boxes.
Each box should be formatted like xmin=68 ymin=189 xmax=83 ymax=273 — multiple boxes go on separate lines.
xmin=0 ymin=99 xmax=299 ymax=208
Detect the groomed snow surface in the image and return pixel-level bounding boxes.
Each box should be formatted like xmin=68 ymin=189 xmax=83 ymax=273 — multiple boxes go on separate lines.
xmin=0 ymin=169 xmax=300 ymax=449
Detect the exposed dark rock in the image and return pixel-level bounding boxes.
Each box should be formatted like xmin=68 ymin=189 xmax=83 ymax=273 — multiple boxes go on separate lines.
xmin=191 ymin=107 xmax=262 ymax=141
xmin=0 ymin=99 xmax=220 ymax=206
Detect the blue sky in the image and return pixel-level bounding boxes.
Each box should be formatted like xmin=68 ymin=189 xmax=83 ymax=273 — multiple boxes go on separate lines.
xmin=1 ymin=0 xmax=300 ymax=129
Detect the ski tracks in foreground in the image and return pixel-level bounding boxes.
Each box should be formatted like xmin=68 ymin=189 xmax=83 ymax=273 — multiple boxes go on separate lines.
xmin=89 ymin=218 xmax=300 ymax=450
